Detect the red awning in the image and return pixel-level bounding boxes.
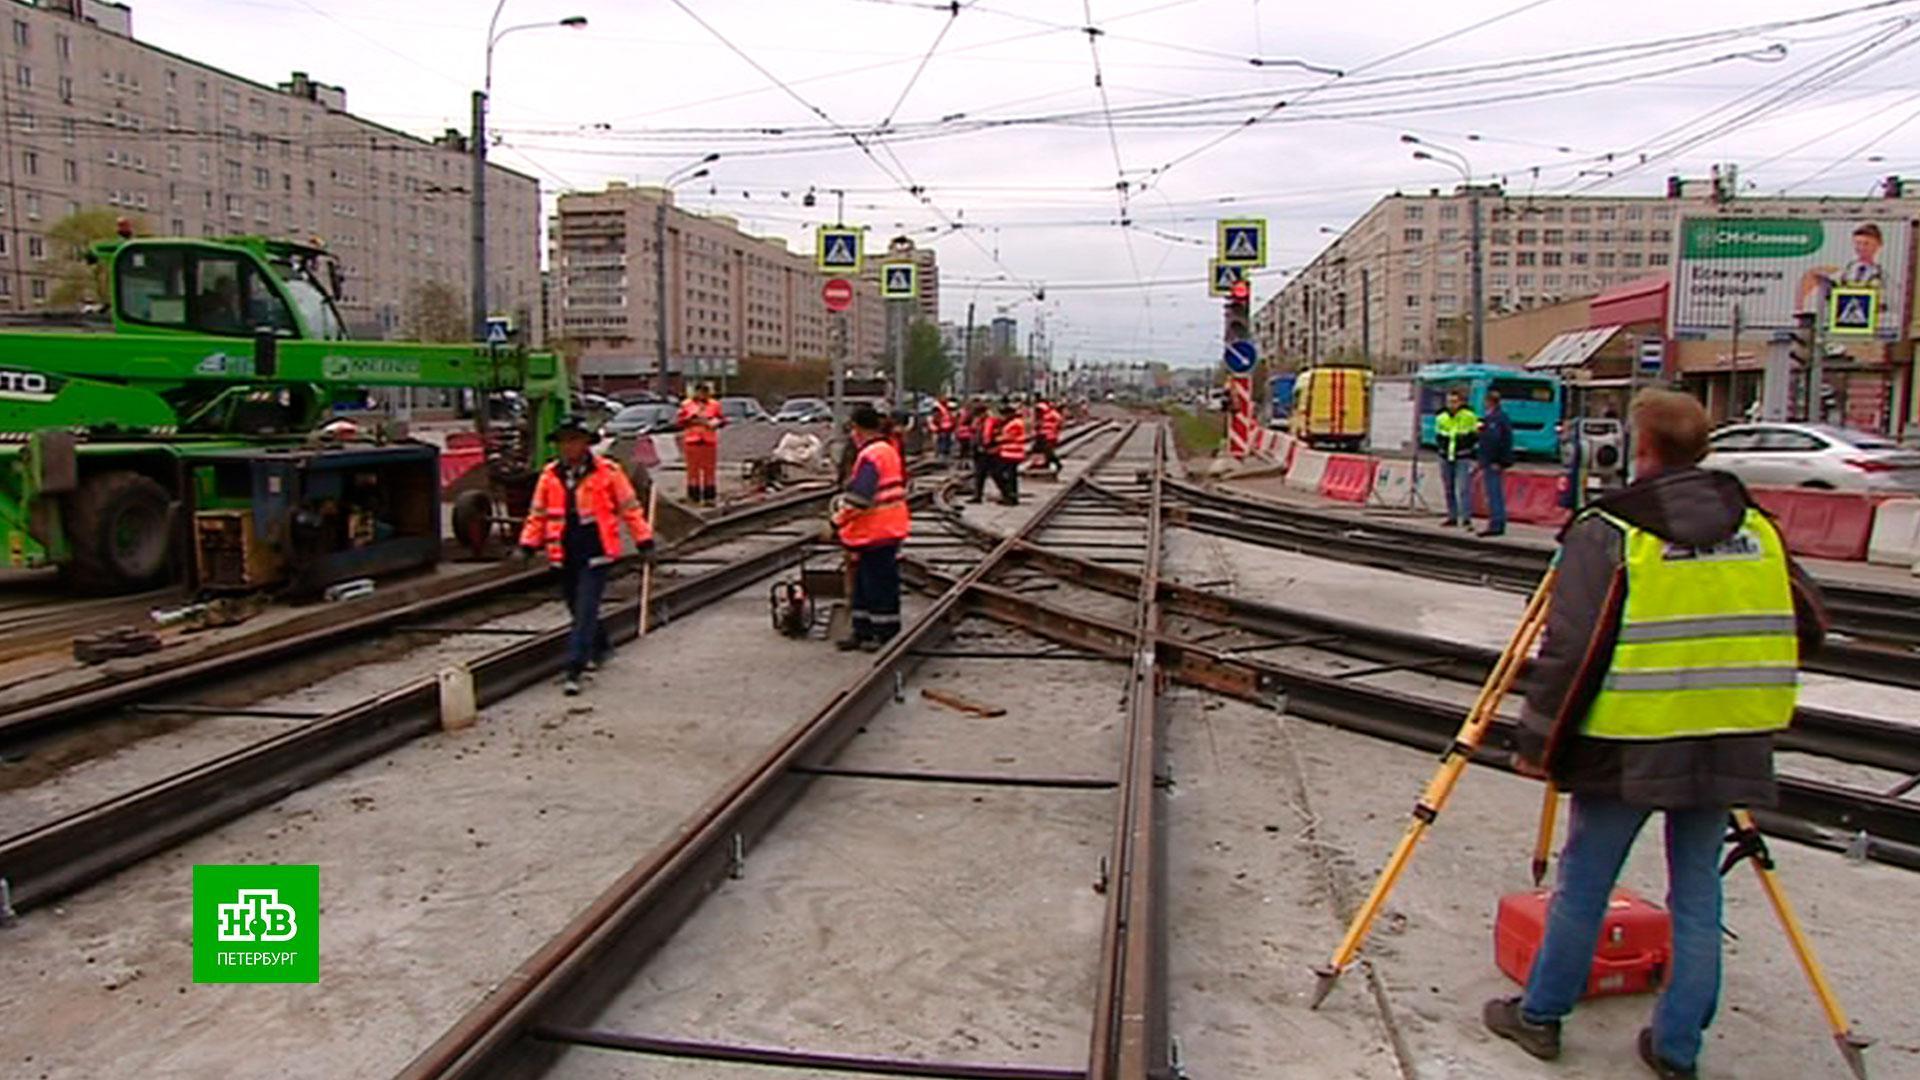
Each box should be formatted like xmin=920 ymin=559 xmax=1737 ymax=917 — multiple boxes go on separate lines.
xmin=1589 ymin=273 xmax=1668 ymax=329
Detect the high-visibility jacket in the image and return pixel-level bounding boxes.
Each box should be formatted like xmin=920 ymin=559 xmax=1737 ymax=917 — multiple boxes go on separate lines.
xmin=996 ymin=416 xmax=1029 ymax=461
xmin=977 ymin=414 xmax=1000 ymax=450
xmin=836 ymin=438 xmax=911 ymax=547
xmin=932 ymin=400 xmax=954 ymax=433
xmin=1434 ymin=407 xmax=1479 ymax=461
xmin=1037 ymin=403 xmax=1062 ymax=441
xmin=955 ymin=410 xmax=976 ymax=443
xmin=518 ymin=455 xmax=653 ymax=566
xmin=1580 ymin=507 xmax=1798 ymax=740
xmin=676 ymin=398 xmax=723 ymax=446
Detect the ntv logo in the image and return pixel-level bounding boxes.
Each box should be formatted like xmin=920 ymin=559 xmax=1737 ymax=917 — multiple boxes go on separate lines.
xmin=217 ymin=888 xmax=299 ymax=943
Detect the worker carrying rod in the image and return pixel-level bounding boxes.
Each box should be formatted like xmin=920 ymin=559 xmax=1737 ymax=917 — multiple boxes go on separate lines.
xmin=833 ymin=405 xmax=911 ymax=652
xmin=1484 ymin=389 xmax=1827 ymax=1080
xmin=676 ymin=382 xmax=726 ymax=507
xmin=519 ymin=415 xmax=654 ymax=696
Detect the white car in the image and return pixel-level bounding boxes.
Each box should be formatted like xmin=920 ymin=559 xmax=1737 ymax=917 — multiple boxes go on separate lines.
xmin=1703 ymin=422 xmax=1920 ymax=493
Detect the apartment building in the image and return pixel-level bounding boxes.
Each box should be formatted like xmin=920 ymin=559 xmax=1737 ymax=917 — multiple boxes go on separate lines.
xmin=1258 ymin=179 xmax=1920 ymax=374
xmin=551 ymin=181 xmax=889 ymax=391
xmin=0 ymin=0 xmax=541 ymax=340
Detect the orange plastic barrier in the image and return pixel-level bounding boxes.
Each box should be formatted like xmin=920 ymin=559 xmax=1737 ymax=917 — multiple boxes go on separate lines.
xmin=439 ymin=446 xmax=486 ymax=489
xmin=1749 ymin=487 xmax=1884 ymax=561
xmin=1319 ymin=453 xmax=1376 ymax=503
xmin=1503 ymin=470 xmax=1570 ymax=527
xmin=445 ymin=431 xmax=485 ymax=451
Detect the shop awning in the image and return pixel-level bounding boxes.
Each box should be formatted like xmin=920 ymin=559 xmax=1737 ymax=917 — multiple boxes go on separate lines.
xmin=1524 ymin=325 xmax=1624 ymax=370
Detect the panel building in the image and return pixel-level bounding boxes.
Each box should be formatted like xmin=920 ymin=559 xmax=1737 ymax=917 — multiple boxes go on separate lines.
xmin=550 ymin=182 xmax=888 ymax=392
xmin=1256 ymin=179 xmax=1920 ymax=375
xmin=0 ymin=0 xmax=542 ymax=340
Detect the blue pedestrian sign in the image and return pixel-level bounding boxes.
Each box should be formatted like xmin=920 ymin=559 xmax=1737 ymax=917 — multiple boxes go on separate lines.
xmin=881 ymin=261 xmax=918 ymax=300
xmin=484 ymin=317 xmax=511 ymax=346
xmin=1827 ymin=286 xmax=1878 ymax=336
xmin=816 ymin=227 xmax=864 ymax=273
xmin=1217 ymin=217 xmax=1267 ymax=268
xmin=1224 ymin=339 xmax=1257 ymax=374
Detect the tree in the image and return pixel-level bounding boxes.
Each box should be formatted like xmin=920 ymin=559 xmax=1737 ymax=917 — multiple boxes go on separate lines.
xmin=902 ymin=318 xmax=952 ymax=395
xmin=404 ymin=280 xmax=467 ymax=342
xmin=49 ymin=208 xmax=149 ymax=309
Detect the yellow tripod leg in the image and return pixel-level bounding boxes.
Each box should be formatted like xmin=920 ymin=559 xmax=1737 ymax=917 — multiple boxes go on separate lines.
xmin=1531 ymin=784 xmax=1559 ymax=888
xmin=1311 ymin=569 xmax=1556 ymax=1008
xmin=1729 ymin=810 xmax=1871 ymax=1079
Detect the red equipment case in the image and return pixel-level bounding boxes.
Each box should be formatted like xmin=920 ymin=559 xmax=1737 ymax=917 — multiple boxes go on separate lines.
xmin=1495 ymin=887 xmax=1672 ymax=998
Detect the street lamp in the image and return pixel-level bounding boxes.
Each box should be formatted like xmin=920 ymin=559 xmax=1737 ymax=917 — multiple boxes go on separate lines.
xmin=472 ymin=5 xmax=587 ymax=338
xmin=654 ymin=153 xmax=720 ymax=393
xmin=1404 ymin=133 xmax=1484 ymax=364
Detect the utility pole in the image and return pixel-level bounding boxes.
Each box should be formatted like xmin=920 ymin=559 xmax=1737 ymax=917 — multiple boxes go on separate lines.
xmin=470 ymin=90 xmax=487 ymax=339
xmin=963 ymin=300 xmax=975 ymax=397
xmin=1468 ymin=185 xmax=1485 ymax=363
xmin=1360 ymin=266 xmax=1372 ymax=366
xmin=655 ymin=198 xmax=670 ymax=395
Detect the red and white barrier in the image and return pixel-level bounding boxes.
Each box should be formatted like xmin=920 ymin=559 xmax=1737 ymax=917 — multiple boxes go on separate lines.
xmin=1867 ymin=498 xmax=1920 ymax=567
xmin=1227 ymin=376 xmax=1255 ymax=459
xmin=1367 ymin=458 xmax=1446 ymax=512
xmin=1320 ymin=453 xmax=1375 ymax=503
xmin=1749 ymin=487 xmax=1884 ymax=562
xmin=438 ymin=446 xmax=485 ymax=489
xmin=1285 ymin=447 xmax=1331 ymax=493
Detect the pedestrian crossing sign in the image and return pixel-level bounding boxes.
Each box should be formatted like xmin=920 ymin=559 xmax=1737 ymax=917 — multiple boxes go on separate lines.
xmin=881 ymin=261 xmax=918 ymax=300
xmin=1218 ymin=218 xmax=1267 ymax=267
xmin=1208 ymin=259 xmax=1247 ymax=297
xmin=1826 ymin=286 xmax=1878 ymax=336
xmin=816 ymin=227 xmax=863 ymax=273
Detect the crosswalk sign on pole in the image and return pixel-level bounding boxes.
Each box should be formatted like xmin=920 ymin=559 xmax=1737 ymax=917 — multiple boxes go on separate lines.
xmin=1826 ymin=286 xmax=1879 ymax=336
xmin=1217 ymin=218 xmax=1267 ymax=268
xmin=1208 ymin=259 xmax=1247 ymax=297
xmin=816 ymin=227 xmax=864 ymax=273
xmin=881 ymin=261 xmax=918 ymax=300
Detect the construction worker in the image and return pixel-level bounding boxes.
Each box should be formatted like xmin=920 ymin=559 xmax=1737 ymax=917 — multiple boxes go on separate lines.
xmin=1483 ymin=389 xmax=1826 ymax=1080
xmin=1434 ymin=389 xmax=1479 ymax=528
xmin=953 ymin=401 xmax=977 ymax=473
xmin=931 ymin=395 xmax=956 ymax=461
xmin=675 ymin=382 xmax=725 ymax=506
xmin=992 ymin=400 xmax=1028 ymax=505
xmin=834 ymin=404 xmax=911 ymax=651
xmin=518 ymin=415 xmax=655 ymax=696
xmin=1033 ymin=396 xmax=1064 ymax=476
xmin=971 ymin=398 xmax=1001 ymax=504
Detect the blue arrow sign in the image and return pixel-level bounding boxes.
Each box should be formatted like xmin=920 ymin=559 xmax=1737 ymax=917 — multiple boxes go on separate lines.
xmin=1224 ymin=339 xmax=1257 ymax=374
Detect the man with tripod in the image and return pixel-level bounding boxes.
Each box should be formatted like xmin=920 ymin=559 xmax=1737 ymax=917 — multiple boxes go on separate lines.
xmin=1484 ymin=389 xmax=1826 ymax=1080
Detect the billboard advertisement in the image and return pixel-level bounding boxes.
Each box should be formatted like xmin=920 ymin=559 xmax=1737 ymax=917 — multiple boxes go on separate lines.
xmin=1669 ymin=216 xmax=1911 ymax=339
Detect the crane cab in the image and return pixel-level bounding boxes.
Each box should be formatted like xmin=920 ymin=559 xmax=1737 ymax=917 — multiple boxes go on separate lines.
xmin=94 ymin=235 xmax=349 ymax=342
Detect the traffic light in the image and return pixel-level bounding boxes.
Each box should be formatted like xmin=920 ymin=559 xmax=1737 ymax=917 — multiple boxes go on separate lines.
xmin=1225 ymin=279 xmax=1251 ymax=344
xmin=1789 ymin=311 xmax=1816 ymax=369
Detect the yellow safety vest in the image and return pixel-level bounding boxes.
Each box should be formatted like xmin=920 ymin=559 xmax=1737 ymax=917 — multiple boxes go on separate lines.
xmin=1581 ymin=507 xmax=1798 ymax=740
xmin=1435 ymin=408 xmax=1479 ymax=460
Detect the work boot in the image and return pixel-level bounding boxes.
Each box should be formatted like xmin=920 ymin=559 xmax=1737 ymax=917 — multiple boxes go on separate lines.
xmin=835 ymin=635 xmax=863 ymax=652
xmin=859 ymin=638 xmax=883 ymax=653
xmin=562 ymin=675 xmax=583 ymax=697
xmin=1637 ymin=1029 xmax=1697 ymax=1080
xmin=1482 ymin=997 xmax=1561 ymax=1061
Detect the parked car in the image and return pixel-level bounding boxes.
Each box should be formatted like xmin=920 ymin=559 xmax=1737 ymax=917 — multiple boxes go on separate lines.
xmin=773 ymin=396 xmax=833 ymax=423
xmin=718 ymin=396 xmax=773 ymax=423
xmin=601 ymin=402 xmax=678 ymax=438
xmin=1702 ymin=422 xmax=1920 ymax=492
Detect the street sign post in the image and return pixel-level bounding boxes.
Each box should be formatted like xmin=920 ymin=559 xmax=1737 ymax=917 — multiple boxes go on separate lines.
xmin=1224 ymin=339 xmax=1257 ymax=375
xmin=881 ymin=262 xmax=918 ymax=300
xmin=816 ymin=227 xmax=864 ymax=273
xmin=1209 ymin=260 xmax=1247 ymax=297
xmin=1217 ymin=218 xmax=1268 ymax=268
xmin=822 ymin=278 xmax=854 ymax=313
xmin=1638 ymin=338 xmax=1664 ymax=375
xmin=1827 ymin=286 xmax=1878 ymax=336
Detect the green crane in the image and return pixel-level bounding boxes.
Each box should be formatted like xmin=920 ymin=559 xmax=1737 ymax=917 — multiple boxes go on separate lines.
xmin=0 ymin=234 xmax=567 ymax=592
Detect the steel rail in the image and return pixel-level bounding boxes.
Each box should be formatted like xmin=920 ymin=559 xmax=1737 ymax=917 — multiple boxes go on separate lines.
xmin=0 ymin=482 xmax=845 ymax=754
xmin=1087 ymin=425 xmax=1169 ymax=1080
xmin=1136 ymin=479 xmax=1920 ymax=692
xmin=395 ymin=423 xmax=1141 ymax=1080
xmin=0 ymin=533 xmax=824 ymax=914
xmin=900 ymin=561 xmax=1920 ymax=873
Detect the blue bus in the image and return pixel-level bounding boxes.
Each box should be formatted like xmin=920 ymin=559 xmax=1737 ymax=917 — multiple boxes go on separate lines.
xmin=1416 ymin=364 xmax=1562 ymax=460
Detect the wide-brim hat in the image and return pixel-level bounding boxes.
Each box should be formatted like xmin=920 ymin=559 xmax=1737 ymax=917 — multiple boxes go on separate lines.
xmin=548 ymin=414 xmax=601 ymax=444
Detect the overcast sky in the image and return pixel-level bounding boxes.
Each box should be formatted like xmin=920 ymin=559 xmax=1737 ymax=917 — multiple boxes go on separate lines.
xmin=138 ymin=0 xmax=1920 ymax=364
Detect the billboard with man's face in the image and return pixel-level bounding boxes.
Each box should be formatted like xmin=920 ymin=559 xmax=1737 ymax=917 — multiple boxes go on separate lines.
xmin=1669 ymin=216 xmax=1912 ymax=339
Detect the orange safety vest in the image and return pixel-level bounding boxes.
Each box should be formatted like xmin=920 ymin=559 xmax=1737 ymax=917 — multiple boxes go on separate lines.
xmin=1038 ymin=404 xmax=1062 ymax=441
xmin=996 ymin=416 xmax=1029 ymax=461
xmin=836 ymin=438 xmax=911 ymax=547
xmin=676 ymin=398 xmax=723 ymax=446
xmin=977 ymin=414 xmax=1000 ymax=449
xmin=955 ymin=410 xmax=975 ymax=443
xmin=932 ymin=400 xmax=954 ymax=432
xmin=518 ymin=455 xmax=653 ymax=566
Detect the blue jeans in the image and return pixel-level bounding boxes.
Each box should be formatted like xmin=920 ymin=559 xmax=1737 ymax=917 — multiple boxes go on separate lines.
xmin=1521 ymin=794 xmax=1726 ymax=1071
xmin=1477 ymin=462 xmax=1507 ymax=532
xmin=1440 ymin=457 xmax=1473 ymax=523
xmin=560 ymin=559 xmax=610 ymax=677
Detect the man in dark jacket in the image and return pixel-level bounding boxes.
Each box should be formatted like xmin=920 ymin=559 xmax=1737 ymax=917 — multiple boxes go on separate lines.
xmin=1483 ymin=390 xmax=1825 ymax=1080
xmin=1475 ymin=389 xmax=1515 ymax=536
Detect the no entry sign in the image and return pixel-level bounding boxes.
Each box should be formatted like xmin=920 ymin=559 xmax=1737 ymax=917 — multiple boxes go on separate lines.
xmin=822 ymin=278 xmax=854 ymax=313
